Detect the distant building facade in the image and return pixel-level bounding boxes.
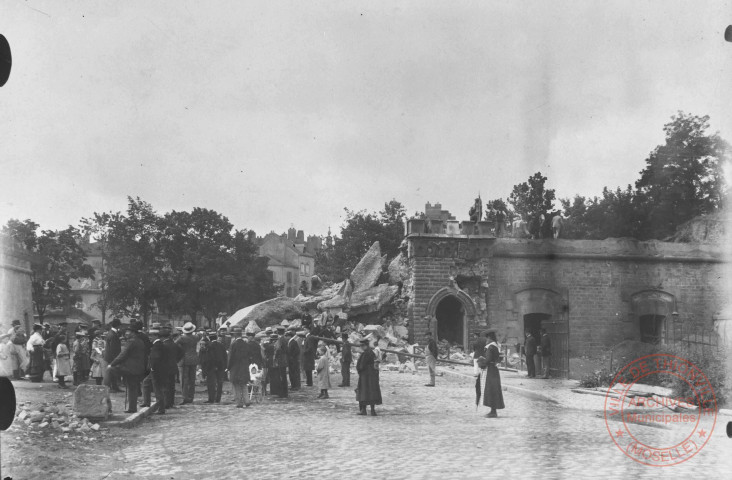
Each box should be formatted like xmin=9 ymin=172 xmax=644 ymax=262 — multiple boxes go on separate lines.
xmin=257 ymin=228 xmax=321 ymax=297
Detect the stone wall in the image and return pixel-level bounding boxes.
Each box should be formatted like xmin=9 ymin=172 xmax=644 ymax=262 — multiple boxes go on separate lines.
xmin=407 ymin=235 xmax=726 ymax=358
xmin=0 ymin=236 xmax=35 ymax=333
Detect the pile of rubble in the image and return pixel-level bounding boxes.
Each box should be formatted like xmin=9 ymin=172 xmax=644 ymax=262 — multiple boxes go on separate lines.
xmin=14 ymin=401 xmax=106 ymax=437
xmin=228 ymin=241 xmax=407 ymax=331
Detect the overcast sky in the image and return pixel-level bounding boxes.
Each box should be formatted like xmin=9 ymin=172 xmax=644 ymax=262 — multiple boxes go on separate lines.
xmin=2 ymin=1 xmax=731 ymax=238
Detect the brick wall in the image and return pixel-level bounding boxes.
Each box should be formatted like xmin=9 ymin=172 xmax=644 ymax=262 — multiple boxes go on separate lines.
xmin=407 ymin=235 xmax=725 ymax=357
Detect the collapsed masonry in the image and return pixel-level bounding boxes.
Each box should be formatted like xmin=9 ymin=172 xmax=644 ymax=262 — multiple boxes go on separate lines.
xmin=226 ymin=241 xmax=467 ymax=361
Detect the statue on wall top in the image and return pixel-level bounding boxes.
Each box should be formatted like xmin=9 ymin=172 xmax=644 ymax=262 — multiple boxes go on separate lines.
xmin=468 ymin=197 xmax=482 ymax=223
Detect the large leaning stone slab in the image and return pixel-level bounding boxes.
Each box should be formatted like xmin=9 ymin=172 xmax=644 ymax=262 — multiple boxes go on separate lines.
xmin=350 ymin=241 xmax=383 ymax=293
xmin=73 ymin=385 xmax=111 ymax=420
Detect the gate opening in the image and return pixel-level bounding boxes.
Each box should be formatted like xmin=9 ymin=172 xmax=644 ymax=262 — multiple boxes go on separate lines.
xmin=639 ymin=314 xmax=665 ymax=345
xmin=436 ymin=296 xmax=464 ymax=346
xmin=523 ymin=312 xmax=551 ymax=339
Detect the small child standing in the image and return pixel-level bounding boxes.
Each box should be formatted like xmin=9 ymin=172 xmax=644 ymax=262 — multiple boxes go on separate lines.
xmin=54 ymin=334 xmax=72 ymax=389
xmin=316 ymin=345 xmax=331 ymax=399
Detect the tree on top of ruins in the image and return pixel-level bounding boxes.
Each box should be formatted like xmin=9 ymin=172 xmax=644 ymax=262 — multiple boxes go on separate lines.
xmin=634 ymin=112 xmax=730 ymax=240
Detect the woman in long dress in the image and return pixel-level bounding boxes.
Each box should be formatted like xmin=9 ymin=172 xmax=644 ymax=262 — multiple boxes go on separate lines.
xmin=54 ymin=334 xmax=72 ymax=389
xmin=482 ymin=331 xmax=505 ymax=418
xmin=356 ymin=338 xmax=382 ymax=416
xmin=26 ymin=325 xmax=46 ymax=382
xmin=90 ymin=335 xmax=107 ymax=385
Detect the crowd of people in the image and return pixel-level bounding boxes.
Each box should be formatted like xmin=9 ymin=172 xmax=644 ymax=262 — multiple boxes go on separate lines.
xmin=1 ymin=314 xmax=517 ymax=419
xmin=0 ymin=313 xmax=386 ymax=417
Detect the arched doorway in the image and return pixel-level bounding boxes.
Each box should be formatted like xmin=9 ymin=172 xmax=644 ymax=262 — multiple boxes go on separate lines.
xmin=425 ymin=287 xmax=478 ymax=351
xmin=523 ymin=312 xmax=551 ymax=342
xmin=436 ymin=296 xmax=464 ymax=345
xmin=514 ymin=288 xmax=569 ymax=378
xmin=631 ymin=290 xmax=675 ymax=346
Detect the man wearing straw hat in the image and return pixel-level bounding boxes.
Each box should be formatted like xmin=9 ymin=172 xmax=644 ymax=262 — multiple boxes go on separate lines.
xmin=176 ymin=322 xmax=200 ymax=405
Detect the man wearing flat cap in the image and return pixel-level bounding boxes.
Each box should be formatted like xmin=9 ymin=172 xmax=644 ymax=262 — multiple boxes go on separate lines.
xmin=227 ymin=326 xmax=250 ymax=408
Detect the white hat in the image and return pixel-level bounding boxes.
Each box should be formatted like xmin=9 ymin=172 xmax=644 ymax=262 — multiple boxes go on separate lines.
xmin=182 ymin=322 xmax=196 ymax=334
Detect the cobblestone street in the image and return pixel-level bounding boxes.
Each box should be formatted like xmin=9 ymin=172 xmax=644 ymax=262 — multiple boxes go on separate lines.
xmin=4 ymin=368 xmax=730 ymax=479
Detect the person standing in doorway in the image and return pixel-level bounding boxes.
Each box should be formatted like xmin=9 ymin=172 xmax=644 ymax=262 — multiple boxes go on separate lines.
xmin=540 ymin=328 xmax=551 ymax=378
xmin=524 ymin=332 xmax=537 ymax=378
xmin=424 ymin=331 xmax=438 ymax=387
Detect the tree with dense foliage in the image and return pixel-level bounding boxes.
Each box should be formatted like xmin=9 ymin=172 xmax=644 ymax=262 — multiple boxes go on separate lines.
xmin=507 ymin=172 xmax=556 ymax=238
xmin=3 ymin=219 xmax=95 ymax=322
xmin=103 ymin=197 xmax=166 ymax=326
xmin=561 ymin=186 xmax=640 ymax=240
xmin=634 ymin=112 xmax=730 ymax=240
xmin=560 ymin=112 xmax=729 ymax=241
xmin=158 ymin=208 xmax=275 ymax=325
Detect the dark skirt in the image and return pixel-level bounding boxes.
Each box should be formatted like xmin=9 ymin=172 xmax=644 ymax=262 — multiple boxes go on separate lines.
xmin=483 ymin=364 xmax=505 ymax=409
xmin=28 ymin=345 xmax=45 ymax=382
xmin=356 ymin=369 xmax=382 ymax=405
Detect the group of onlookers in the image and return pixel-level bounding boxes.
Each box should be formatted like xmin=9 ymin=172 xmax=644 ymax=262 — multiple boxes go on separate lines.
xmin=1 ymin=314 xmax=386 ymax=417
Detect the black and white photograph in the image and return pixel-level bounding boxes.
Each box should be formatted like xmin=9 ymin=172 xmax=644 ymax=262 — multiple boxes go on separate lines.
xmin=1 ymin=1 xmax=732 ymax=478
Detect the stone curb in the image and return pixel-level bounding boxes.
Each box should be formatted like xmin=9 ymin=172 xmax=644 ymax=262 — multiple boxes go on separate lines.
xmin=105 ymin=405 xmax=154 ymax=429
xmin=504 ymin=385 xmax=560 ymax=404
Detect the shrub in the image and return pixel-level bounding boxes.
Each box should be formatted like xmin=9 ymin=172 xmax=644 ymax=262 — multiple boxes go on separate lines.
xmin=579 ymin=368 xmax=617 ymax=388
xmin=654 ymin=345 xmax=727 ymax=408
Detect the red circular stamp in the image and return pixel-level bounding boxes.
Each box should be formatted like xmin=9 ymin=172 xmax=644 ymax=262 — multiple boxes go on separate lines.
xmin=603 ymin=353 xmax=717 ymax=466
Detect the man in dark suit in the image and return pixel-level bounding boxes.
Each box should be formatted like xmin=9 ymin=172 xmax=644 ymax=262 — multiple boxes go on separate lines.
xmin=161 ymin=324 xmax=183 ymax=408
xmin=244 ymin=331 xmax=263 ymax=369
xmin=203 ymin=330 xmax=228 ymax=403
xmin=286 ymin=329 xmax=301 ymax=390
xmin=146 ymin=326 xmax=169 ymax=414
xmin=524 ymin=332 xmax=537 ymax=378
xmin=103 ymin=318 xmax=122 ymax=392
xmin=338 ymin=332 xmax=352 ymax=387
xmin=108 ymin=325 xmax=146 ymax=413
xmin=227 ymin=326 xmax=250 ymax=408
xmin=302 ymin=327 xmax=317 ymax=387
xmin=274 ymin=326 xmax=289 ymax=398
xmin=540 ymin=328 xmax=551 ymax=379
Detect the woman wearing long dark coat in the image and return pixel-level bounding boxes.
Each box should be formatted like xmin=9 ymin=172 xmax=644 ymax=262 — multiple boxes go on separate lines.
xmin=483 ymin=331 xmax=505 ymax=418
xmin=356 ymin=338 xmax=382 ymax=416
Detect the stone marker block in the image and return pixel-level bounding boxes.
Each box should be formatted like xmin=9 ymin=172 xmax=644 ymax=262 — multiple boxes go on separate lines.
xmin=73 ymin=385 xmax=111 ymax=420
